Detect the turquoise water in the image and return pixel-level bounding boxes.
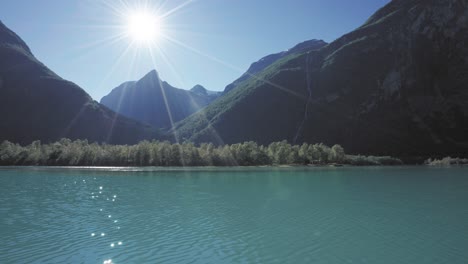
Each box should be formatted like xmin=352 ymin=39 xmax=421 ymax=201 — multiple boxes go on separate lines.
xmin=0 ymin=167 xmax=467 ymax=264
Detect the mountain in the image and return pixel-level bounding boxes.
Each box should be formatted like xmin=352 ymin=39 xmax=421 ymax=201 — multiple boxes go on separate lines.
xmin=173 ymin=0 xmax=468 ymax=157
xmin=191 ymin=84 xmax=221 ymax=98
xmin=100 ymin=71 xmax=219 ymax=129
xmin=0 ymin=21 xmax=157 ymax=145
xmin=223 ymin=39 xmax=327 ymax=94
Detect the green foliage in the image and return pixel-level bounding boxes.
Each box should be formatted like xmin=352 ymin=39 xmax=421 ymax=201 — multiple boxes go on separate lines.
xmin=345 ymin=155 xmax=403 ymax=166
xmin=330 ymin=144 xmax=346 ymax=163
xmin=0 ymin=139 xmax=401 ymax=167
xmin=425 ymin=157 xmax=468 ymax=166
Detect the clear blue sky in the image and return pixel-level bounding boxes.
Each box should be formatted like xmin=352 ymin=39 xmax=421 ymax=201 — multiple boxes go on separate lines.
xmin=1 ymin=0 xmax=390 ymax=100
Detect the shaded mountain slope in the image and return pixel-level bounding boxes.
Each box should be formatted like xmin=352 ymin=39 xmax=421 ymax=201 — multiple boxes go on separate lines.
xmin=174 ymin=0 xmax=468 ymax=157
xmin=0 ymin=21 xmax=157 ymax=145
xmin=100 ymin=71 xmax=219 ymax=129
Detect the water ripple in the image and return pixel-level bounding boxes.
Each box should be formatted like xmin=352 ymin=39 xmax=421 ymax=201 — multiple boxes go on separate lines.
xmin=1 ymin=167 xmax=468 ymax=263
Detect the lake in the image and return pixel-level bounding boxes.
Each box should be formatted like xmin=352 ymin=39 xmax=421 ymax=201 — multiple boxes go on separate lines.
xmin=0 ymin=167 xmax=467 ymax=264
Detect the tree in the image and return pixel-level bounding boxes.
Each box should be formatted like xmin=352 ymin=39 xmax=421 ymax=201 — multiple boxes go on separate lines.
xmin=0 ymin=141 xmax=21 ymax=165
xmin=329 ymin=144 xmax=346 ymax=163
xmin=298 ymin=143 xmax=310 ymax=164
xmin=0 ymin=138 xmax=361 ymax=166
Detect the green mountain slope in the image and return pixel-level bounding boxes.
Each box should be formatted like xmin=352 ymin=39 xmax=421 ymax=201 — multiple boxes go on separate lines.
xmin=223 ymin=39 xmax=327 ymax=94
xmin=0 ymin=21 xmax=158 ymax=144
xmin=174 ymin=0 xmax=468 ymax=157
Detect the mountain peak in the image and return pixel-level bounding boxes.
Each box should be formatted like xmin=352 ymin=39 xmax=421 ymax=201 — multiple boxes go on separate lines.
xmin=192 ymin=84 xmax=206 ymax=90
xmin=191 ymin=84 xmax=207 ymax=94
xmin=142 ymin=69 xmax=159 ymax=79
xmin=137 ymin=69 xmax=162 ymax=88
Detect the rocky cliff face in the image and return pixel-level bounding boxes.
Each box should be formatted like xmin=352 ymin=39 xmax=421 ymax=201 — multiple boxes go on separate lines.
xmin=174 ymin=0 xmax=468 ymax=157
xmin=0 ymin=21 xmax=157 ymax=144
xmin=100 ymin=70 xmax=219 ymax=129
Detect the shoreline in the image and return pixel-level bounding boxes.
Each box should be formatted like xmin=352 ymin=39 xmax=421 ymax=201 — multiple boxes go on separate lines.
xmin=1 ymin=164 xmax=465 ymax=171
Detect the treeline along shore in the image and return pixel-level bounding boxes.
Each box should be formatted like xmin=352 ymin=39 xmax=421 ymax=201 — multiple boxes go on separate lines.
xmin=0 ymin=139 xmax=403 ymax=167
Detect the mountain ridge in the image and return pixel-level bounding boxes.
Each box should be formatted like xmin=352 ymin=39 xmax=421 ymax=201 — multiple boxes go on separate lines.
xmin=223 ymin=39 xmax=327 ymax=94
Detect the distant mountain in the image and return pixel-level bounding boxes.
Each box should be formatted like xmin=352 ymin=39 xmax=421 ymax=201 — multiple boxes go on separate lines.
xmin=223 ymin=39 xmax=327 ymax=94
xmin=100 ymin=71 xmax=219 ymax=129
xmin=0 ymin=21 xmax=157 ymax=145
xmin=173 ymin=0 xmax=468 ymax=157
xmin=191 ymin=84 xmax=221 ymax=98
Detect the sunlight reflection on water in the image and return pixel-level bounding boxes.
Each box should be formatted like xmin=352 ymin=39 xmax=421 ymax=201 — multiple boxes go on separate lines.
xmin=85 ymin=179 xmax=127 ymax=263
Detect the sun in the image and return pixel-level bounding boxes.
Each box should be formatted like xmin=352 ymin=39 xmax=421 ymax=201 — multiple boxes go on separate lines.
xmin=126 ymin=11 xmax=162 ymax=44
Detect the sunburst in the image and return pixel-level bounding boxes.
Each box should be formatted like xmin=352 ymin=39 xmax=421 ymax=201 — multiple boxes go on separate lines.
xmin=125 ymin=10 xmax=162 ymax=44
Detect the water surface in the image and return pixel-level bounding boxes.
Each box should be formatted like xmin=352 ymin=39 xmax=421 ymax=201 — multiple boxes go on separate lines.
xmin=0 ymin=166 xmax=467 ymax=264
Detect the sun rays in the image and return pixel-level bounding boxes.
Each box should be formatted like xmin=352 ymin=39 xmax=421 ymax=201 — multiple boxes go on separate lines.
xmin=67 ymin=0 xmax=308 ymax=151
